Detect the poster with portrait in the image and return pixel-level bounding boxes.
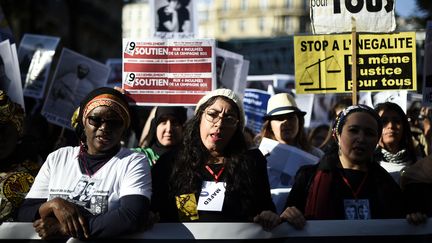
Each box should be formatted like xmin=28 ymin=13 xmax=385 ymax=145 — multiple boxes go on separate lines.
xmin=215 ymin=48 xmax=249 ymax=99
xmin=150 ymin=0 xmax=198 ymax=39
xmin=105 ymin=58 xmax=122 ymax=88
xmin=18 ymin=34 xmax=60 ymax=99
xmin=258 ymin=137 xmax=320 ymax=214
xmin=42 ymin=48 xmax=110 ymax=129
xmin=0 ymin=39 xmax=24 ymax=109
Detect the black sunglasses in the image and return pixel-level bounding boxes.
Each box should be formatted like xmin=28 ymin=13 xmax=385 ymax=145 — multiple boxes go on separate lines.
xmin=87 ymin=116 xmax=123 ymax=128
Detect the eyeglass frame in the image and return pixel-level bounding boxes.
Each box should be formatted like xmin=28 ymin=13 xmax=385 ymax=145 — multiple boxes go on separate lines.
xmin=203 ymin=108 xmax=239 ymax=127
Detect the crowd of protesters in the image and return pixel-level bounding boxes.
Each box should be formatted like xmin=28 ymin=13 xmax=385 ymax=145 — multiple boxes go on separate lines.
xmin=0 ymin=85 xmax=431 ymax=240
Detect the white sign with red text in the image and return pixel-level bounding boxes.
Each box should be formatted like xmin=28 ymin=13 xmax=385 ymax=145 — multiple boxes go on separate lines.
xmin=122 ymin=39 xmax=215 ymax=106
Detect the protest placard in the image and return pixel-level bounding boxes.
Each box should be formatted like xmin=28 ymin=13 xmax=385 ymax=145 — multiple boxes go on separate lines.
xmin=122 ymin=39 xmax=215 ymax=106
xmin=295 ymin=32 xmax=416 ymax=94
xmin=105 ymin=58 xmax=122 ymax=88
xmin=150 ymin=0 xmax=198 ymax=39
xmin=311 ymin=0 xmax=396 ymax=34
xmin=243 ymin=89 xmax=270 ymax=135
xmin=18 ymin=34 xmax=60 ymax=99
xmin=215 ymin=48 xmax=248 ymax=99
xmin=0 ymin=39 xmax=24 ymax=109
xmin=42 ymin=48 xmax=110 ymax=129
xmin=258 ymin=137 xmax=319 ymax=213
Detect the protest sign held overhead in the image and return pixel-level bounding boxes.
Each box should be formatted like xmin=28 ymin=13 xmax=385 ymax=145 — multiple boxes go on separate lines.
xmin=295 ymin=32 xmax=416 ymax=94
xmin=311 ymin=0 xmax=396 ymax=34
xmin=215 ymin=48 xmax=249 ymax=99
xmin=18 ymin=34 xmax=60 ymax=99
xmin=0 ymin=39 xmax=24 ymax=110
xmin=122 ymin=39 xmax=215 ymax=106
xmin=105 ymin=58 xmax=122 ymax=88
xmin=150 ymin=0 xmax=198 ymax=39
xmin=42 ymin=48 xmax=110 ymax=129
xmin=243 ymin=89 xmax=270 ymax=135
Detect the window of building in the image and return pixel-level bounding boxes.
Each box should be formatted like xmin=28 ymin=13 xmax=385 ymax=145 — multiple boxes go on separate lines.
xmin=241 ymin=0 xmax=248 ymax=11
xmin=284 ymin=16 xmax=293 ymax=33
xmin=239 ymin=19 xmax=245 ymax=32
xmin=259 ymin=0 xmax=268 ymax=9
xmin=285 ymin=0 xmax=293 ymax=8
xmin=259 ymin=17 xmax=265 ymax=32
xmin=221 ymin=20 xmax=227 ymax=32
xmin=223 ymin=0 xmax=229 ymax=11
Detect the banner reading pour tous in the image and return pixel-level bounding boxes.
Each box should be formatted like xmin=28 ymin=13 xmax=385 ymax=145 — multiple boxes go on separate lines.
xmin=294 ymin=32 xmax=416 ymax=94
xmin=122 ymin=39 xmax=215 ymax=106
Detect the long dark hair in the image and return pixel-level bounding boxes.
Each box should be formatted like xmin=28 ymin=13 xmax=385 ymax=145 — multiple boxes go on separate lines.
xmin=256 ymin=113 xmax=312 ymax=152
xmin=374 ymin=102 xmax=418 ymax=163
xmin=169 ymin=96 xmax=254 ymax=207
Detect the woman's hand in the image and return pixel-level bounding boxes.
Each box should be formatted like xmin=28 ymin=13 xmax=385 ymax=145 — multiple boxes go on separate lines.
xmin=33 ymin=217 xmax=67 ymax=240
xmin=39 ymin=197 xmax=89 ymax=239
xmin=406 ymin=212 xmax=428 ymax=225
xmin=253 ymin=210 xmax=281 ymax=231
xmin=280 ymin=206 xmax=306 ymax=230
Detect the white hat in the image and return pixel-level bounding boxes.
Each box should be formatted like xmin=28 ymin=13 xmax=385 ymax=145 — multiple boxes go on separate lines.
xmin=195 ymin=88 xmax=245 ymax=128
xmin=264 ymin=93 xmax=306 ymax=119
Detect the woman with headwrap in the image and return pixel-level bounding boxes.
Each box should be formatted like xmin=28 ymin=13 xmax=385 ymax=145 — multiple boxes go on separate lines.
xmin=373 ymin=102 xmax=423 ymax=183
xmin=134 ymin=106 xmax=187 ymax=167
xmin=17 ymin=87 xmax=152 ymax=240
xmin=280 ymin=105 xmax=405 ymax=229
xmin=0 ymin=90 xmax=40 ymax=222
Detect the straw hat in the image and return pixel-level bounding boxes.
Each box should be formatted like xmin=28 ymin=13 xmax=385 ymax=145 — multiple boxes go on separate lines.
xmin=264 ymin=93 xmax=306 ymax=119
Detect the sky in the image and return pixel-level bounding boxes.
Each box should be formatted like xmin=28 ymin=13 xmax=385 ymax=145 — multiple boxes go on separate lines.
xmin=395 ymin=0 xmax=419 ymax=17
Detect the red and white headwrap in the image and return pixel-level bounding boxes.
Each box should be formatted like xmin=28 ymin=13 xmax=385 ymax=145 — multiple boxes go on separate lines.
xmin=82 ymin=93 xmax=130 ymax=128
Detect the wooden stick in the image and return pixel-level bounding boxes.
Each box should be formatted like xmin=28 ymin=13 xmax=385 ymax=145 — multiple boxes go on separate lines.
xmin=351 ymin=17 xmax=358 ymax=105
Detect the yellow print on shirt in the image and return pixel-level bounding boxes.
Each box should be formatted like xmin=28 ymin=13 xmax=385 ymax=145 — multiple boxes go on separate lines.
xmin=176 ymin=193 xmax=199 ymax=221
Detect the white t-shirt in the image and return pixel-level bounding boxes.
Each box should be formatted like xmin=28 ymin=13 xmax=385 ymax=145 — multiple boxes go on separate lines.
xmin=26 ymin=146 xmax=151 ymax=215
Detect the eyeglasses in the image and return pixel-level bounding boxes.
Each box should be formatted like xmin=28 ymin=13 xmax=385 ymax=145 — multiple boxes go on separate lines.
xmin=204 ymin=109 xmax=239 ymax=127
xmin=87 ymin=116 xmax=123 ymax=128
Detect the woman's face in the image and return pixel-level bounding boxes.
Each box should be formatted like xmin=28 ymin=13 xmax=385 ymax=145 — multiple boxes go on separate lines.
xmin=269 ymin=113 xmax=299 ymax=145
xmin=338 ymin=112 xmax=379 ymax=165
xmin=156 ymin=116 xmax=183 ymax=147
xmin=378 ymin=109 xmax=403 ymax=149
xmin=84 ymin=106 xmax=125 ymax=155
xmin=199 ymin=98 xmax=239 ymax=157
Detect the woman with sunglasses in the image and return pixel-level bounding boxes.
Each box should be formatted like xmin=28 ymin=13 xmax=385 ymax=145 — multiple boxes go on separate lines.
xmin=151 ymin=88 xmax=280 ymax=231
xmin=374 ymin=102 xmax=423 ymax=183
xmin=17 ymin=87 xmax=152 ymax=240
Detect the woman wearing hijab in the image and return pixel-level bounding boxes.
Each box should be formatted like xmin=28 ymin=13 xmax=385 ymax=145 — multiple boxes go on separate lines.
xmin=135 ymin=106 xmax=187 ymax=167
xmin=17 ymin=87 xmax=152 ymax=240
xmin=281 ymin=105 xmax=404 ymax=229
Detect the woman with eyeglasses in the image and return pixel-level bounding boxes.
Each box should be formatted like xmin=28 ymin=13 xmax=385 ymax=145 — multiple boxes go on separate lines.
xmin=373 ymin=102 xmax=423 ymax=183
xmin=17 ymin=87 xmax=152 ymax=240
xmin=150 ymin=88 xmax=280 ymax=231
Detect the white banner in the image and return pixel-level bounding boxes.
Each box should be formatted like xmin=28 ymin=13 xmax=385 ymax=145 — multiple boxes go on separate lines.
xmin=1 ymin=220 xmax=431 ymax=241
xmin=311 ymin=0 xmax=396 ymax=34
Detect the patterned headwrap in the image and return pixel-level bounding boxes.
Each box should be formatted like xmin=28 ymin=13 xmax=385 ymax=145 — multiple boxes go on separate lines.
xmin=0 ymin=90 xmax=24 ymax=136
xmin=332 ymin=104 xmax=382 ymax=142
xmin=82 ymin=93 xmax=130 ymax=127
xmin=72 ymin=87 xmax=131 ymax=143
